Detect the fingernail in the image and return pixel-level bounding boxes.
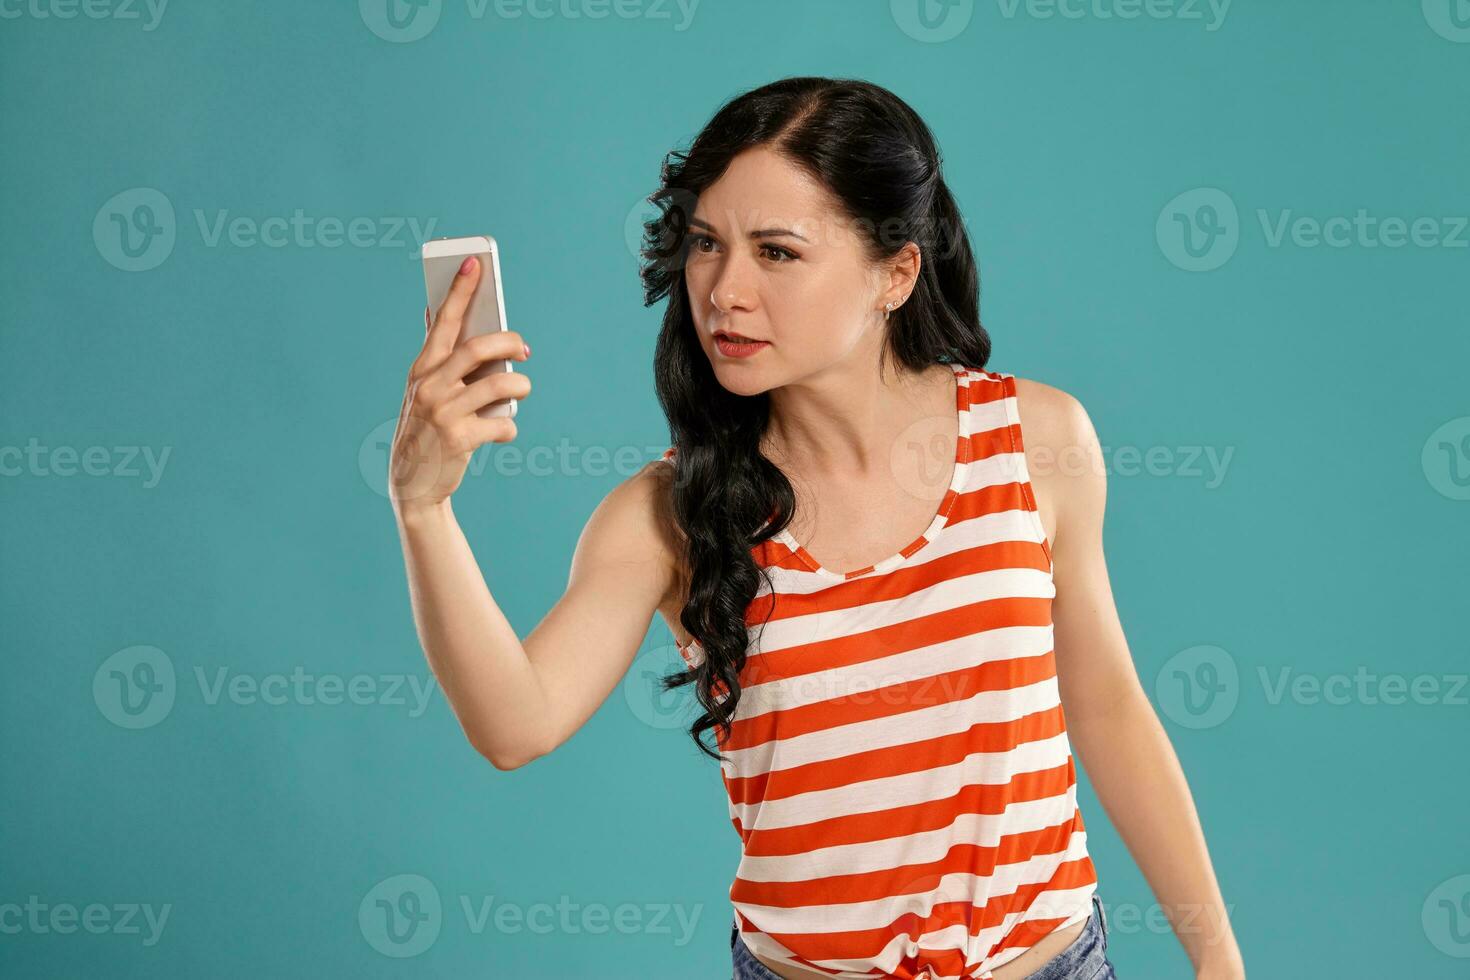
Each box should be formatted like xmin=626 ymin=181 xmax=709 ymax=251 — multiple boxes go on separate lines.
xmin=522 ymin=343 xmax=531 ymax=358
xmin=458 ymin=256 xmax=475 ymax=275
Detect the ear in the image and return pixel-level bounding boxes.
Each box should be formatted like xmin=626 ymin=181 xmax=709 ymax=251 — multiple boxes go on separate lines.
xmin=879 ymin=240 xmax=922 ymax=310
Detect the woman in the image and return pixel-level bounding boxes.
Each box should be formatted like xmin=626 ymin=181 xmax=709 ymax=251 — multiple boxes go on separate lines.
xmin=389 ymin=77 xmax=1245 ymax=980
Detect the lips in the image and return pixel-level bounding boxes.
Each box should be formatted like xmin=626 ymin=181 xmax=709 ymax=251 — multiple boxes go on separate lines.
xmin=715 ymin=330 xmax=763 ymax=343
xmin=714 ymin=332 xmax=771 ymax=358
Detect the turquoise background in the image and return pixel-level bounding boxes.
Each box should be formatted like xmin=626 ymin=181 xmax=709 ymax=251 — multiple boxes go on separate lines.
xmin=2 ymin=0 xmax=1467 ymax=976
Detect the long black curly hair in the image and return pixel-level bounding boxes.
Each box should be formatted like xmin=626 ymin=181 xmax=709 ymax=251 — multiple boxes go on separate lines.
xmin=638 ymin=76 xmax=992 ymax=762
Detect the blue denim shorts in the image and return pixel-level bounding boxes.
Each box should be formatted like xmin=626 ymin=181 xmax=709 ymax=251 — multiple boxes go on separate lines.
xmin=731 ymin=892 xmax=1115 ymax=980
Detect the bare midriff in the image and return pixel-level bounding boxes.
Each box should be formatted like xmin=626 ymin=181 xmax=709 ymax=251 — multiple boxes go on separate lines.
xmin=748 ymin=915 xmax=1088 ymax=980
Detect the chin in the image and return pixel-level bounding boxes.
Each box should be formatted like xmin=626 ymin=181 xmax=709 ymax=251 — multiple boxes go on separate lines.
xmin=708 ymin=357 xmax=780 ymax=397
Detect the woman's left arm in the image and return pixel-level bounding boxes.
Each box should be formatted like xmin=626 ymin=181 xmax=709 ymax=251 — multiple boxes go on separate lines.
xmin=1019 ymin=381 xmax=1246 ymax=980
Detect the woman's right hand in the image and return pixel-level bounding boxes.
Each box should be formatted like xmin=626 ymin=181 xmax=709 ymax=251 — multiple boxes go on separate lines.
xmin=389 ymin=255 xmax=532 ymax=514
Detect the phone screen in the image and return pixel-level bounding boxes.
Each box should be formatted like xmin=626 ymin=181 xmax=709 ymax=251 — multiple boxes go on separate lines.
xmin=421 ymin=237 xmax=516 ymax=419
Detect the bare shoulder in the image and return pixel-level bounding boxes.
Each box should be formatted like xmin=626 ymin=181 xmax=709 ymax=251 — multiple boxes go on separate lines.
xmin=1009 ymin=376 xmax=1106 ymax=545
xmin=1009 ymin=376 xmax=1098 ymax=460
xmin=573 ymin=457 xmax=684 ymax=608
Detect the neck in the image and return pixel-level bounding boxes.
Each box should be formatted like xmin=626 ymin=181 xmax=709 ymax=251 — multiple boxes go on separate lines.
xmin=761 ymin=357 xmax=955 ymax=478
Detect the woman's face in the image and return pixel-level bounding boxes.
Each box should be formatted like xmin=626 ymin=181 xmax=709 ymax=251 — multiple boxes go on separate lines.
xmin=682 ymin=146 xmax=916 ymax=395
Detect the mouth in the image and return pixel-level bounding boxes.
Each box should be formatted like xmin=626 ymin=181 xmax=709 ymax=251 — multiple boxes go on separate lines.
xmin=714 ymin=329 xmax=763 ymax=343
xmin=713 ymin=330 xmax=771 ymax=357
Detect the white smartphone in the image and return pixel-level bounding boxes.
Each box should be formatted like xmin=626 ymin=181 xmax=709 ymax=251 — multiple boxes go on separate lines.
xmin=421 ymin=234 xmax=517 ymax=419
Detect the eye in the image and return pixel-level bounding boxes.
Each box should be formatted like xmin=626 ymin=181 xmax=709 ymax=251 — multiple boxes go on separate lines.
xmin=686 ymin=234 xmax=796 ymax=262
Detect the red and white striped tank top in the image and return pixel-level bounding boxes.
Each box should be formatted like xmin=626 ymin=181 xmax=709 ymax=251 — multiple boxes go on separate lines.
xmin=659 ymin=363 xmax=1099 ymax=980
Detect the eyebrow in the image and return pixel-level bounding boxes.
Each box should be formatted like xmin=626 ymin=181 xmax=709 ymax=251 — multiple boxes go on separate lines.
xmin=688 ymin=217 xmax=810 ymax=243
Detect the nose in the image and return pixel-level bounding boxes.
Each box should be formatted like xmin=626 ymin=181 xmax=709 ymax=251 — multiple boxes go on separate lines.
xmin=708 ymin=252 xmax=756 ymax=315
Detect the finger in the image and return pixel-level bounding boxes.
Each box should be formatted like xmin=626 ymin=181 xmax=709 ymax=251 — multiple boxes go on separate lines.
xmin=424 ymin=304 xmax=430 ymax=334
xmin=409 ymin=256 xmax=482 ymax=379
xmin=424 ymin=255 xmax=482 ymax=363
xmin=432 ymin=329 xmax=528 ymax=387
xmin=397 ymin=342 xmax=427 ymax=418
xmin=460 ymin=414 xmax=518 ymax=449
xmin=443 ymin=366 xmax=531 ymax=417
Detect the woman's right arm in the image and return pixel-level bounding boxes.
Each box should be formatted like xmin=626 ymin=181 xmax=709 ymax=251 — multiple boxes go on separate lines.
xmin=391 ymin=255 xmax=680 ymax=770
